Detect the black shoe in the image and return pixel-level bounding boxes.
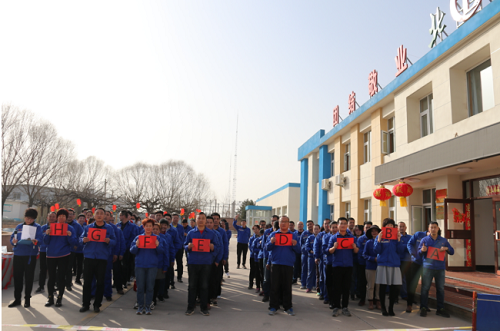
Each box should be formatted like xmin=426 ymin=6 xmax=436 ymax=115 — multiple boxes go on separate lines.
xmin=55 ymin=296 xmax=62 ymax=307
xmin=117 ymin=290 xmax=124 ymax=295
xmin=165 ymin=293 xmax=170 ymax=299
xmin=319 ymin=295 xmax=324 ymax=300
xmin=158 ymin=296 xmax=164 ymax=302
xmin=323 ymin=300 xmax=329 ymax=304
xmin=45 ymin=297 xmax=54 ymax=307
xmin=170 ymin=285 xmax=176 ymax=290
xmin=178 ymin=278 xmax=183 ymax=283
xmin=35 ymin=286 xmax=44 ymax=293
xmin=382 ymin=309 xmax=389 ymax=316
xmin=420 ymin=307 xmax=427 ymax=317
xmin=243 ymin=265 xmax=247 ymax=269
xmin=237 ymin=265 xmax=240 ymax=269
xmin=351 ymin=294 xmax=356 ymax=300
xmin=436 ymin=308 xmax=450 ymax=318
xmin=80 ymin=306 xmax=89 ymax=313
xmin=94 ymin=306 xmax=100 ymax=313
xmin=75 ymin=279 xmax=82 ymax=285
xmin=106 ymin=297 xmax=112 ymax=302
xmin=248 ymin=286 xmax=253 ymax=290
xmin=329 ymin=304 xmax=334 ymax=309
xmin=24 ymin=299 xmax=30 ymax=308
xmin=262 ymin=296 xmax=269 ymax=302
xmin=185 ymin=309 xmax=194 ymax=315
xmin=8 ymin=300 xmax=21 ymax=308
xmin=388 ymin=308 xmax=395 ymax=316
xmin=201 ymin=310 xmax=210 ymax=316
xmin=66 ymin=286 xmax=72 ymax=292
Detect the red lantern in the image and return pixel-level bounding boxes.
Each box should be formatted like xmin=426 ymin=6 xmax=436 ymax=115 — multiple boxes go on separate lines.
xmin=181 ymin=208 xmax=185 ymax=216
xmin=55 ymin=203 xmax=60 ymax=210
xmin=92 ymin=207 xmax=96 ymax=214
xmin=189 ymin=212 xmax=195 ymax=219
xmin=373 ymin=185 xmax=392 ymax=207
xmin=163 ymin=211 xmax=168 ymax=215
xmin=136 ymin=203 xmax=141 ymax=210
xmin=196 ymin=209 xmax=201 ymax=213
xmin=392 ymin=181 xmax=413 ymax=207
xmin=112 ymin=204 xmax=117 ymax=212
xmin=145 ymin=212 xmax=149 ymax=218
xmin=50 ymin=206 xmax=55 ymax=212
xmin=76 ymin=198 xmax=81 ymax=207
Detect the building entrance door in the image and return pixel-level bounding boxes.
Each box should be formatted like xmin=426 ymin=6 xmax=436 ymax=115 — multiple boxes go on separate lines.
xmin=493 ymin=199 xmax=500 ymax=276
xmin=444 ymin=199 xmax=475 ymax=271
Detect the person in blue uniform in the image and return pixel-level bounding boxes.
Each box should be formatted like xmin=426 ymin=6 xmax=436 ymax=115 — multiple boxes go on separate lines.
xmin=36 ymin=211 xmax=56 ymax=294
xmin=233 ymin=215 xmax=251 ymax=269
xmin=8 ymin=208 xmax=44 ymax=308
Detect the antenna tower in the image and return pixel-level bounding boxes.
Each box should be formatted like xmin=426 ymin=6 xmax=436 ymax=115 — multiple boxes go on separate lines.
xmin=231 ymin=116 xmax=238 ymax=216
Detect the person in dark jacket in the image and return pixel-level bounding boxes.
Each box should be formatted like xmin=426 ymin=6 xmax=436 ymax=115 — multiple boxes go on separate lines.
xmin=398 ymin=222 xmax=412 ymax=302
xmin=117 ymin=210 xmax=138 ymax=287
xmin=374 ymin=218 xmax=406 ymax=316
xmin=211 ymin=213 xmax=228 ymax=301
xmin=158 ymin=219 xmax=175 ymax=300
xmin=233 ymin=215 xmax=251 ymax=269
xmin=8 ymin=208 xmax=44 ymax=308
xmin=79 ymin=208 xmax=117 ymax=313
xmin=43 ymin=208 xmax=77 ymax=307
xmin=327 ymin=218 xmax=359 ymax=317
xmin=64 ymin=208 xmax=83 ymax=292
xmin=74 ymin=213 xmax=87 ymax=285
xmin=306 ymin=224 xmax=320 ymax=293
xmin=184 ymin=213 xmax=220 ymax=316
xmin=363 ymin=225 xmax=381 ymax=310
xmin=356 ymin=221 xmax=372 ymax=306
xmin=406 ymin=229 xmax=429 ymax=313
xmin=36 ymin=211 xmax=57 ymax=294
xmin=266 ymin=216 xmax=301 ymax=316
xmin=130 ymin=218 xmax=164 ymax=315
xmin=418 ymin=221 xmax=454 ymax=318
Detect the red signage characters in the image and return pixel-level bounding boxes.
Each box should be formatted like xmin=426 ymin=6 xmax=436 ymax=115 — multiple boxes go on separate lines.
xmin=427 ymin=246 xmax=446 ymax=261
xmin=138 ymin=235 xmax=156 ymax=249
xmin=50 ymin=223 xmax=68 ymax=236
xmin=368 ymin=70 xmax=379 ymax=97
xmin=486 ymin=184 xmax=500 ymax=196
xmin=450 ymin=0 xmax=482 ymax=24
xmin=333 ymin=105 xmax=339 ymax=127
xmin=192 ymin=238 xmax=211 ymax=252
xmin=275 ymin=233 xmax=293 ymax=246
xmin=395 ymin=45 xmax=408 ymax=77
xmin=88 ymin=228 xmax=107 ymax=242
xmin=337 ymin=238 xmax=354 ymax=249
xmin=381 ymin=227 xmax=398 ymax=240
xmin=348 ymin=92 xmax=356 ymax=114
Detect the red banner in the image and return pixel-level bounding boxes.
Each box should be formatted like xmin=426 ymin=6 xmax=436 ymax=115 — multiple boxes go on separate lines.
xmin=275 ymin=233 xmax=293 ymax=246
xmin=337 ymin=238 xmax=354 ymax=249
xmin=192 ymin=238 xmax=210 ymax=252
xmin=381 ymin=227 xmax=398 ymax=240
xmin=88 ymin=228 xmax=106 ymax=242
xmin=138 ymin=235 xmax=156 ymax=249
xmin=427 ymin=246 xmax=446 ymax=261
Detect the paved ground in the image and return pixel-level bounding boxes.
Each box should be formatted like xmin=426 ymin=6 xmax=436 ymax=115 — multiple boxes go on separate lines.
xmin=2 ymin=241 xmax=472 ymax=331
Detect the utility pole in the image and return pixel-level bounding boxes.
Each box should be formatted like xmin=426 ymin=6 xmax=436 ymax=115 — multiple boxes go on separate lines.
xmin=231 ymin=116 xmax=238 ymax=217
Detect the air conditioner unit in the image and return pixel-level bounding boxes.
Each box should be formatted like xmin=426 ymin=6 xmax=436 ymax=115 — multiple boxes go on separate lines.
xmin=321 ymin=178 xmax=331 ymax=191
xmin=335 ymin=174 xmax=346 ymax=187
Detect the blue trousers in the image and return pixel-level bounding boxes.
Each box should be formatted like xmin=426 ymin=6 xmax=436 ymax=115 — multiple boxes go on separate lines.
xmin=262 ymin=258 xmax=271 ymax=296
xmin=306 ymin=256 xmax=316 ymax=290
xmin=91 ymin=256 xmax=113 ymax=298
xmin=318 ymin=257 xmax=325 ymax=296
xmin=293 ymin=252 xmax=301 ymax=281
xmin=300 ymin=254 xmax=308 ymax=287
xmin=136 ymin=267 xmax=157 ymax=309
xmin=421 ymin=268 xmax=445 ymax=310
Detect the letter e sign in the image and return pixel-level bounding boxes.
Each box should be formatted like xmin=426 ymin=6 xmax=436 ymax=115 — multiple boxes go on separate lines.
xmin=138 ymin=235 xmax=156 ymax=249
xmin=337 ymin=238 xmax=354 ymax=249
xmin=193 ymin=238 xmax=210 ymax=252
xmin=50 ymin=223 xmax=68 ymax=236
xmin=88 ymin=228 xmax=106 ymax=242
xmin=276 ymin=233 xmax=293 ymax=246
xmin=382 ymin=227 xmax=398 ymax=240
xmin=427 ymin=246 xmax=446 ymax=261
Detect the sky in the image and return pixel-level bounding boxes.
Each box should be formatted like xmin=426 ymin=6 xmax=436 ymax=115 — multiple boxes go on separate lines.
xmin=0 ymin=0 xmax=471 ymax=203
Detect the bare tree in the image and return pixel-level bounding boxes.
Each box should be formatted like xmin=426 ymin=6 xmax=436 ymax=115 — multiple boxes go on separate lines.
xmin=20 ymin=120 xmax=75 ymax=206
xmin=1 ymin=105 xmax=35 ymax=214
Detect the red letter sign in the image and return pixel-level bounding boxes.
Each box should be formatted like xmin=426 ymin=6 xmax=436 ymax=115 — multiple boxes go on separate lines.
xmin=276 ymin=233 xmax=293 ymax=246
xmin=382 ymin=227 xmax=398 ymax=240
xmin=192 ymin=238 xmax=211 ymax=252
xmin=138 ymin=235 xmax=156 ymax=249
xmin=427 ymin=246 xmax=446 ymax=261
xmin=50 ymin=223 xmax=68 ymax=236
xmin=337 ymin=238 xmax=354 ymax=249
xmin=88 ymin=228 xmax=106 ymax=242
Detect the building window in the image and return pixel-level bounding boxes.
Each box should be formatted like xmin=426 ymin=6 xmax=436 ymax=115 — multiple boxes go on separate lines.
xmin=330 ymin=152 xmax=335 ymax=177
xmin=420 ymin=94 xmax=434 ymax=137
xmin=467 ymin=59 xmax=494 ymax=117
xmin=343 ymin=143 xmax=350 ymax=171
xmin=282 ymin=206 xmax=287 ymax=215
xmin=381 ymin=117 xmax=395 ymax=154
xmin=345 ymin=202 xmax=351 ymax=218
xmin=364 ymin=199 xmax=372 ymax=223
xmin=389 ymin=196 xmax=396 ymax=220
xmin=277 ymin=207 xmax=281 ymax=216
xmin=9 ymin=192 xmax=21 ymax=200
xmin=330 ymin=204 xmax=334 ymax=222
xmin=363 ymin=131 xmax=371 ymax=163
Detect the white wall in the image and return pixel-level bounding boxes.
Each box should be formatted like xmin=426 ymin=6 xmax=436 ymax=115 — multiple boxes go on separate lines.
xmin=474 ymin=199 xmax=495 ymax=266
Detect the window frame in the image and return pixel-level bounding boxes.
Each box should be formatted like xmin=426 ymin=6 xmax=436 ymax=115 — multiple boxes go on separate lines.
xmin=420 ymin=93 xmax=434 ymax=138
xmin=330 ymin=152 xmax=335 ymax=177
xmin=364 ymin=199 xmax=372 ymax=223
xmin=381 ymin=117 xmax=395 ymax=155
xmin=345 ymin=202 xmax=351 ymax=218
xmin=344 ymin=143 xmax=351 ymax=171
xmin=467 ymin=59 xmax=494 ymax=117
xmin=363 ymin=131 xmax=371 ymax=163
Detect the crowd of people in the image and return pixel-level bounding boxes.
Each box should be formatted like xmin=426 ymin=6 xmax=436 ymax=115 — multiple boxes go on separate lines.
xmin=9 ymin=207 xmax=454 ymax=319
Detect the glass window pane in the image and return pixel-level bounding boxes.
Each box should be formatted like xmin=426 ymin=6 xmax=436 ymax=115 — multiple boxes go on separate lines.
xmin=429 ymin=95 xmax=434 ymax=134
xmin=420 ymin=97 xmax=428 ymax=112
xmin=423 ymin=189 xmax=431 ymax=204
xmin=480 ymin=65 xmax=495 ymax=111
xmin=388 ymin=117 xmax=394 ymax=130
xmin=468 ymin=59 xmax=493 ymax=116
xmin=421 ymin=114 xmax=428 ymax=137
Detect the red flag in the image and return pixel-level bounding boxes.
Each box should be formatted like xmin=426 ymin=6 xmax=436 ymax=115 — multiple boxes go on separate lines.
xmin=145 ymin=212 xmax=149 ymax=218
xmin=180 ymin=208 xmax=185 ymax=215
xmin=136 ymin=203 xmax=141 ymax=209
xmin=50 ymin=206 xmax=55 ymax=212
xmin=76 ymin=198 xmax=81 ymax=206
xmin=196 ymin=209 xmax=201 ymax=213
xmin=92 ymin=207 xmax=96 ymax=214
xmin=55 ymin=203 xmax=60 ymax=210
